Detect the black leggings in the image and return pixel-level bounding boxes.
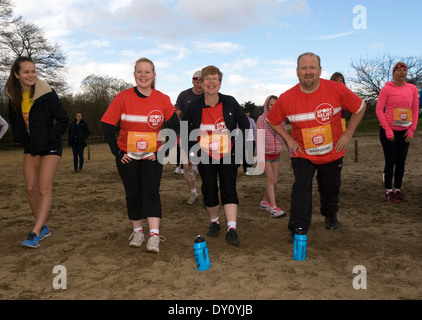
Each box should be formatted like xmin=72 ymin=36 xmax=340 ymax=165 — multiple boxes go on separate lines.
xmin=379 ymin=127 xmax=410 ymax=190
xmin=116 ymin=157 xmax=163 ymax=221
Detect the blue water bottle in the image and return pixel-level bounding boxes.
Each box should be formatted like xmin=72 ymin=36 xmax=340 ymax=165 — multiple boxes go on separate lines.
xmin=194 ymin=235 xmax=210 ymax=271
xmin=293 ymin=228 xmax=307 ymax=261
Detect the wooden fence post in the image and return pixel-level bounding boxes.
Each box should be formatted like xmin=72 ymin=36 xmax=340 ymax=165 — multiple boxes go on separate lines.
xmin=354 ymin=139 xmax=358 ymax=163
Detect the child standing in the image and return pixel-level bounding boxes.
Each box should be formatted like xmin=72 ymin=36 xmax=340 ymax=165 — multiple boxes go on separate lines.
xmin=256 ymin=95 xmax=292 ymax=218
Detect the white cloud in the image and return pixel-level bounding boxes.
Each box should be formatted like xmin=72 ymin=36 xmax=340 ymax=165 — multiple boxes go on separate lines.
xmin=222 ymin=58 xmax=259 ymax=72
xmin=193 ymin=41 xmax=241 ymax=54
xmin=314 ymin=30 xmax=356 ymax=40
xmin=77 ymin=40 xmax=112 ymax=49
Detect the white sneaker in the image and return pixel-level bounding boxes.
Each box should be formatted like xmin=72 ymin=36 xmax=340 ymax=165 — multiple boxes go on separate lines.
xmin=270 ymin=206 xmax=286 ymax=218
xmin=174 ymin=167 xmax=181 ymax=174
xmin=187 ymin=192 xmax=199 ymax=205
xmin=129 ymin=231 xmax=145 ymax=247
xmin=180 ymin=169 xmax=184 ymax=175
xmin=146 ymin=234 xmax=166 ymax=253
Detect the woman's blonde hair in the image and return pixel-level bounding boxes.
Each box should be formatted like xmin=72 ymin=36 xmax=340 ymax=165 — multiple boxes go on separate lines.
xmin=135 ymin=57 xmax=156 ymax=89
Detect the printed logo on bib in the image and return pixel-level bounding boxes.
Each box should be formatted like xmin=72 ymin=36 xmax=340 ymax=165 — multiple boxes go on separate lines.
xmin=147 ymin=110 xmax=164 ymax=129
xmin=302 ymin=124 xmax=333 ymax=156
xmin=315 ymin=103 xmax=334 ymax=125
xmin=393 ymin=108 xmax=413 ymax=127
xmin=136 ymin=140 xmax=149 ymax=152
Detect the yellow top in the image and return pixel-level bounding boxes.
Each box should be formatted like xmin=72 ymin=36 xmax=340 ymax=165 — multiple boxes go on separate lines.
xmin=21 ymin=91 xmax=34 ymax=132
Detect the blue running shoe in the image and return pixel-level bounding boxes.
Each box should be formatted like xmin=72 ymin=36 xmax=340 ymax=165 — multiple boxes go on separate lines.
xmin=39 ymin=225 xmax=51 ymax=240
xmin=21 ymin=232 xmax=40 ymax=248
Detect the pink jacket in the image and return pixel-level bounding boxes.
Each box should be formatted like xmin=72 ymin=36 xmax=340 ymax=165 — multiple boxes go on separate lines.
xmin=256 ymin=96 xmax=292 ymax=169
xmin=376 ymin=81 xmax=419 ymax=139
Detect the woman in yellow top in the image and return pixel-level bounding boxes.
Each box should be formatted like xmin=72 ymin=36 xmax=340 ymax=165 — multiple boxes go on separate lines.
xmin=6 ymin=56 xmax=69 ymax=248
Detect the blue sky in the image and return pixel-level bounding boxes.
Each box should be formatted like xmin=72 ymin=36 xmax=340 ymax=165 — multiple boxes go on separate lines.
xmin=13 ymin=0 xmax=421 ymax=105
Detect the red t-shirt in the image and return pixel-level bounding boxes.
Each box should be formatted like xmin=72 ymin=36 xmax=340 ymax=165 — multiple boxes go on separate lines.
xmin=101 ymin=88 xmax=175 ymax=156
xmin=200 ymin=103 xmax=232 ymax=160
xmin=267 ymin=79 xmax=364 ymax=164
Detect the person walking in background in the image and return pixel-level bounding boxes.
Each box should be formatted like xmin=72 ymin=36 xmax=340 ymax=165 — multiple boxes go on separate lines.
xmin=101 ymin=58 xmax=180 ymax=254
xmin=68 ymin=112 xmax=90 ymax=173
xmin=267 ymin=52 xmax=366 ymax=242
xmin=6 ymin=56 xmax=69 ymax=248
xmin=376 ymin=61 xmax=419 ymax=203
xmin=174 ymin=70 xmax=203 ymax=204
xmin=256 ymin=95 xmax=292 ymax=218
xmin=243 ymin=107 xmax=256 ymax=175
xmin=0 ymin=115 xmax=8 ymax=140
xmin=183 ymin=65 xmax=250 ymax=247
xmin=330 ymin=72 xmax=348 ymax=132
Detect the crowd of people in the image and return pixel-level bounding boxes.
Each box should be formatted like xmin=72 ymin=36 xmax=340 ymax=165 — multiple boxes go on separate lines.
xmin=2 ymin=53 xmax=420 ymax=254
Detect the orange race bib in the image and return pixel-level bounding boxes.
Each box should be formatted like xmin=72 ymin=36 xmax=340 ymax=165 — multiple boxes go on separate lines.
xmin=200 ymin=133 xmax=230 ymax=155
xmin=127 ymin=131 xmax=157 ymax=159
xmin=393 ymin=108 xmax=413 ymax=127
xmin=302 ymin=124 xmax=333 ymax=156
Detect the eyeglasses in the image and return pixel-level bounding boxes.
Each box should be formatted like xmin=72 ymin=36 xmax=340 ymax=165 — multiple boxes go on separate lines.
xmin=204 ymin=77 xmax=220 ymax=82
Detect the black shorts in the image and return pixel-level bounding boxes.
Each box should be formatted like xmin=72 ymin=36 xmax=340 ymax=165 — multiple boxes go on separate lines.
xmin=24 ymin=146 xmax=63 ymax=157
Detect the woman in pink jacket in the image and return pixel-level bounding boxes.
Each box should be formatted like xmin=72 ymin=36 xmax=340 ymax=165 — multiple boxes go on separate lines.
xmin=256 ymin=95 xmax=292 ymax=218
xmin=376 ymin=61 xmax=419 ymax=202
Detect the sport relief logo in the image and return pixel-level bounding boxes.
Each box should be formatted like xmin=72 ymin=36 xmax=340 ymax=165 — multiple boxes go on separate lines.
xmin=215 ymin=117 xmax=227 ymax=132
xmin=315 ymin=103 xmax=334 ymax=125
xmin=312 ymin=134 xmax=325 ymax=146
xmin=136 ymin=139 xmax=148 ymax=152
xmin=147 ymin=110 xmax=164 ymax=129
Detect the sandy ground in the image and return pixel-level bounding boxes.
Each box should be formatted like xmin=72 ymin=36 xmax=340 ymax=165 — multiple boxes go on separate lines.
xmin=0 ymin=132 xmax=421 ymax=301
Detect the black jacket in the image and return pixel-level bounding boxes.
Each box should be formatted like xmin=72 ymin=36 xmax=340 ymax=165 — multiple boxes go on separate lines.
xmin=8 ymin=79 xmax=69 ymax=155
xmin=182 ymin=92 xmax=250 ymax=162
xmin=68 ymin=118 xmax=90 ymax=147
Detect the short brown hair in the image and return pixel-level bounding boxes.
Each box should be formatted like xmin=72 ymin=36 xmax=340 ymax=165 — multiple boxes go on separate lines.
xmin=201 ymin=65 xmax=223 ymax=82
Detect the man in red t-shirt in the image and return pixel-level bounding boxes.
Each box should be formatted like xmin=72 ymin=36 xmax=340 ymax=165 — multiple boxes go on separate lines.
xmin=267 ymin=52 xmax=366 ymax=241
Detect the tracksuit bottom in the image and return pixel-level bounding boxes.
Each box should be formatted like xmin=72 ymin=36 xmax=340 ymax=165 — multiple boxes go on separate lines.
xmin=379 ymin=127 xmax=410 ymax=190
xmin=116 ymin=157 xmax=163 ymax=221
xmin=288 ymin=157 xmax=343 ymax=233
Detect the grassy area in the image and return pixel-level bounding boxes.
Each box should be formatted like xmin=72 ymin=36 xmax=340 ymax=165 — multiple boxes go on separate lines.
xmin=354 ymin=118 xmax=380 ymax=134
xmin=354 ymin=118 xmax=421 ymax=135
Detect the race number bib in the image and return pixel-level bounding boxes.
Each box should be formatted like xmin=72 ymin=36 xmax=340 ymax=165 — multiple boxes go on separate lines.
xmin=393 ymin=108 xmax=413 ymax=127
xmin=302 ymin=124 xmax=333 ymax=156
xmin=127 ymin=131 xmax=157 ymax=160
xmin=200 ymin=133 xmax=230 ymax=155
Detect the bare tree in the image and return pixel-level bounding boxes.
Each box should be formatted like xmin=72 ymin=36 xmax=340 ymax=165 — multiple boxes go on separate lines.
xmin=0 ymin=0 xmax=13 ymax=26
xmin=78 ymin=74 xmax=133 ymax=105
xmin=0 ymin=16 xmax=67 ymax=93
xmin=348 ymin=54 xmax=422 ymax=102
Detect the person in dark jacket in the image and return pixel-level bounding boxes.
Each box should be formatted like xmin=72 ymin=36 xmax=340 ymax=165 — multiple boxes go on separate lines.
xmin=68 ymin=112 xmax=90 ymax=172
xmin=182 ymin=65 xmax=250 ymax=247
xmin=6 ymin=56 xmax=69 ymax=248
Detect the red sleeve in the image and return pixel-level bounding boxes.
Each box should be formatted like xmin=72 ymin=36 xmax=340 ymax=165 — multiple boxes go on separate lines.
xmin=339 ymin=85 xmax=364 ymax=115
xmin=101 ymin=91 xmax=124 ymax=126
xmin=162 ymin=94 xmax=176 ymax=121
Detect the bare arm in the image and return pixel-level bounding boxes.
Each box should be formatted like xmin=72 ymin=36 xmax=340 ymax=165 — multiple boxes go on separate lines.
xmin=335 ymin=102 xmax=366 ymax=152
